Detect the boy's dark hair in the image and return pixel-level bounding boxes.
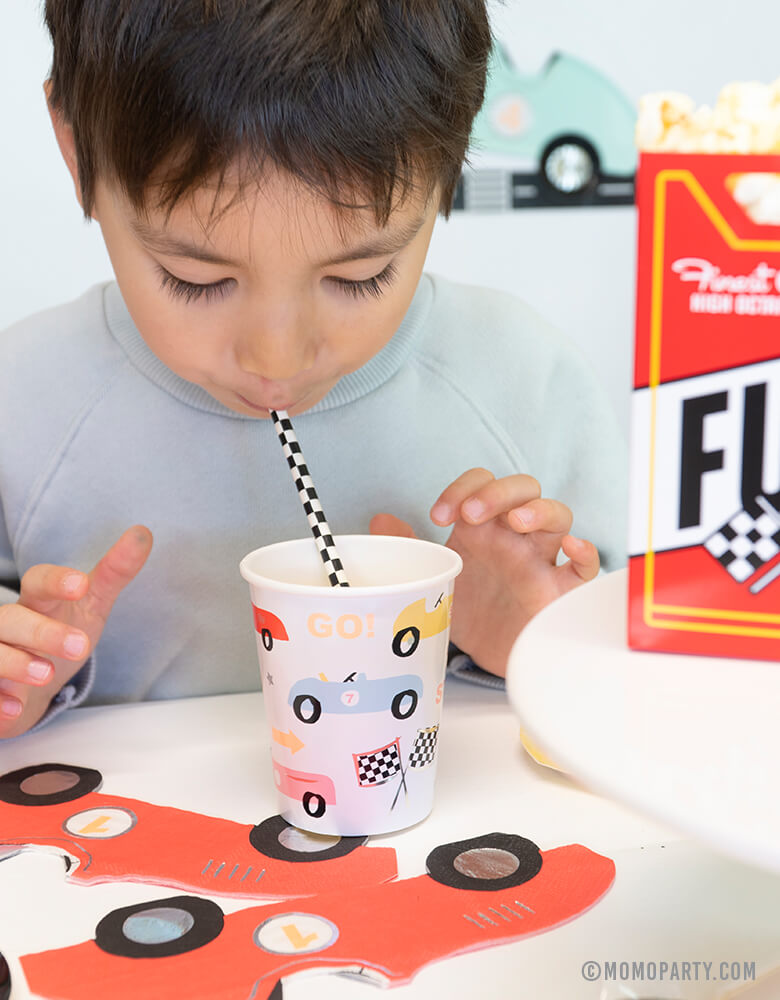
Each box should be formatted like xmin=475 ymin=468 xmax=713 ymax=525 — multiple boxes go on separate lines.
xmin=44 ymin=0 xmax=491 ymax=223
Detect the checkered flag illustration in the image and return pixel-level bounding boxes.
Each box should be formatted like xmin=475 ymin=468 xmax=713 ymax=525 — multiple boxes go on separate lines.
xmin=269 ymin=410 xmax=349 ymax=587
xmin=704 ymin=494 xmax=780 ymax=594
xmin=408 ymin=726 xmax=439 ymax=768
xmin=354 ymin=739 xmax=402 ymax=787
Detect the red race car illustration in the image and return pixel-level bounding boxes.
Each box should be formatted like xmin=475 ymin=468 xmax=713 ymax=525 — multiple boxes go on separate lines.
xmin=252 ymin=606 xmax=289 ymax=651
xmin=272 ymin=761 xmax=336 ymax=819
xmin=0 ymin=763 xmax=396 ymax=898
xmin=21 ymin=833 xmax=615 ymax=1000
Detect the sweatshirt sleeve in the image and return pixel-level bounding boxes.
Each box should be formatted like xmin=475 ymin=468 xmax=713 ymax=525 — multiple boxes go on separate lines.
xmin=0 ymin=291 xmax=110 ymax=733
xmin=427 ymin=277 xmax=629 ymax=572
xmin=422 ymin=278 xmax=628 ymax=683
xmin=0 ymin=499 xmax=96 ymax=734
xmin=25 ymin=660 xmax=96 ymax=735
xmin=524 ymin=332 xmax=628 ymax=572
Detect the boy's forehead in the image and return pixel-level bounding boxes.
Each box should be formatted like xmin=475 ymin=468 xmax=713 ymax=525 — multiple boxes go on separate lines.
xmin=123 ymin=168 xmax=435 ymax=266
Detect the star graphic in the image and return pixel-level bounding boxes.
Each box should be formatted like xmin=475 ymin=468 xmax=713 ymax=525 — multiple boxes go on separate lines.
xmin=265 ymin=672 xmax=274 ymax=686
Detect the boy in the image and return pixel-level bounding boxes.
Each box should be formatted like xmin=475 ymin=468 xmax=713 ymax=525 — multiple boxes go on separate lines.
xmin=0 ymin=0 xmax=625 ymax=739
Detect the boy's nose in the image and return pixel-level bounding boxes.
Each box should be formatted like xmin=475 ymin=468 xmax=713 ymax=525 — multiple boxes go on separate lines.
xmin=237 ymin=312 xmax=316 ymax=382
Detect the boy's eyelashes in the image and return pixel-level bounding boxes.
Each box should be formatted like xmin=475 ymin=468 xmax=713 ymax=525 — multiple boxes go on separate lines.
xmin=155 ymin=261 xmax=399 ymax=304
xmin=327 ymin=261 xmax=398 ymax=299
xmin=156 ymin=265 xmax=234 ymax=304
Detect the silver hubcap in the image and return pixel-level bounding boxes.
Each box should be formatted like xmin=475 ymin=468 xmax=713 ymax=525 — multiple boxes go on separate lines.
xmin=453 ymin=847 xmax=520 ymax=879
xmin=545 ymin=143 xmax=594 ymax=193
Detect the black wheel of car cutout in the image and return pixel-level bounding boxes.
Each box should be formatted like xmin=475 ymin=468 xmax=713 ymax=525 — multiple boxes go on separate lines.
xmin=540 ymin=135 xmax=599 ymax=198
xmin=292 ymin=694 xmax=322 ymax=724
xmin=95 ymin=895 xmax=224 ymax=958
xmin=0 ymin=763 xmax=103 ymax=806
xmin=261 ymin=628 xmax=274 ymax=651
xmin=269 ymin=982 xmax=283 ymax=1000
xmin=391 ymin=688 xmax=418 ymax=720
xmin=0 ymin=950 xmax=10 ymax=1000
xmin=302 ymin=792 xmax=326 ymax=818
xmin=392 ymin=625 xmax=420 ymax=658
xmin=426 ymin=832 xmax=542 ymax=891
xmin=249 ymin=815 xmax=367 ymax=861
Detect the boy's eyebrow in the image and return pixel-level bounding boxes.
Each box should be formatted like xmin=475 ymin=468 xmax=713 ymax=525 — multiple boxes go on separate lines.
xmin=317 ymin=214 xmax=428 ymax=265
xmin=129 ymin=213 xmax=428 ymax=267
xmin=129 ymin=218 xmax=241 ymax=266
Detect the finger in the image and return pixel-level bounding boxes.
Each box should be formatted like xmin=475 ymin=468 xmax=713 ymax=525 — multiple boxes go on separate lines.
xmin=560 ymin=534 xmax=600 ymax=582
xmin=0 ymin=643 xmax=54 ymax=686
xmin=0 ymin=683 xmax=23 ymax=720
xmin=508 ymin=498 xmax=573 ymax=536
xmin=430 ymin=468 xmax=496 ymax=525
xmin=438 ymin=472 xmax=543 ymax=526
xmin=86 ymin=525 xmax=153 ymax=618
xmin=18 ymin=564 xmax=89 ymax=613
xmin=0 ymin=604 xmax=89 ymax=662
xmin=369 ymin=514 xmax=418 ymax=539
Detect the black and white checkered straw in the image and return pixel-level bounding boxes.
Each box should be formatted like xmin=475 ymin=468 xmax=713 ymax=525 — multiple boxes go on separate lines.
xmin=269 ymin=410 xmax=350 ymax=587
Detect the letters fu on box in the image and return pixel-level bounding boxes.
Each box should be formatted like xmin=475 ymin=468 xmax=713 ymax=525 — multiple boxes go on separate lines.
xmin=628 ymin=152 xmax=780 ymax=661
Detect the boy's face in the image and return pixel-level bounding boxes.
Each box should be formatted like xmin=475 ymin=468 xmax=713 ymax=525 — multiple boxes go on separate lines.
xmin=91 ymin=167 xmax=438 ymax=417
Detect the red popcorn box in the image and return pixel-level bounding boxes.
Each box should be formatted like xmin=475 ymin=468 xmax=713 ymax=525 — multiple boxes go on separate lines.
xmin=628 ymin=152 xmax=780 ymax=660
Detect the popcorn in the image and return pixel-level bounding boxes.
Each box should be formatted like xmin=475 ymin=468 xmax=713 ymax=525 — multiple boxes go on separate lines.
xmin=635 ymin=92 xmax=695 ymax=151
xmin=730 ymin=172 xmax=780 ymax=225
xmin=636 ymin=79 xmax=780 ymax=155
xmin=636 ymin=79 xmax=780 ymax=223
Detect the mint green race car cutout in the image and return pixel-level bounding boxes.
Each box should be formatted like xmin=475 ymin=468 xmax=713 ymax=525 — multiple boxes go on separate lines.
xmin=456 ymin=45 xmax=637 ymax=209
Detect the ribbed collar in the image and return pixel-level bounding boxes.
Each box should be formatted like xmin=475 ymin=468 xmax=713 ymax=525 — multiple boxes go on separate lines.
xmin=102 ymin=276 xmax=433 ymax=418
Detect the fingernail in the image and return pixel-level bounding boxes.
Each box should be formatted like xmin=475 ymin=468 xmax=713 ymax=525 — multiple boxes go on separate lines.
xmin=1 ymin=698 xmax=22 ymax=718
xmin=430 ymin=502 xmax=452 ymax=524
xmin=511 ymin=508 xmax=535 ymax=529
xmin=27 ymin=659 xmax=53 ymax=683
xmin=63 ymin=573 xmax=83 ymax=594
xmin=462 ymin=498 xmax=485 ymax=522
xmin=64 ymin=633 xmax=88 ymax=658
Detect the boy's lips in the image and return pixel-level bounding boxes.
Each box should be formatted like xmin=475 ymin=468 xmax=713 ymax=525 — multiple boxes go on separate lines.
xmin=236 ymin=392 xmax=298 ymax=413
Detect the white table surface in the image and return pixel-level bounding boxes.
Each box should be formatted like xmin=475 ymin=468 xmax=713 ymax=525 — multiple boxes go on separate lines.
xmin=507 ymin=568 xmax=780 ymax=876
xmin=1 ymin=681 xmax=780 ymax=999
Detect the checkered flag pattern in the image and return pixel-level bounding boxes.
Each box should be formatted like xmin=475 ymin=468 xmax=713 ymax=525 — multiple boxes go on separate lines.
xmin=409 ymin=726 xmax=439 ymax=768
xmin=354 ymin=739 xmax=402 ymax=786
xmin=269 ymin=410 xmax=349 ymax=587
xmin=704 ymin=495 xmax=780 ymax=586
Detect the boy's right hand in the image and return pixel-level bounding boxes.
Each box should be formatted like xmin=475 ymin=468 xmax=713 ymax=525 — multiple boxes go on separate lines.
xmin=0 ymin=526 xmax=153 ymax=738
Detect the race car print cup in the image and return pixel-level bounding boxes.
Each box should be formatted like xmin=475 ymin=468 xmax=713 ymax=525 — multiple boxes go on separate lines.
xmin=240 ymin=535 xmax=462 ymax=836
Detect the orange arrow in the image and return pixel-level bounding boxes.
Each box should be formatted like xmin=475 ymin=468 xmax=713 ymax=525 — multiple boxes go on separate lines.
xmin=282 ymin=924 xmax=318 ymax=949
xmin=272 ymin=728 xmax=305 ymax=754
xmin=77 ymin=815 xmax=112 ymax=835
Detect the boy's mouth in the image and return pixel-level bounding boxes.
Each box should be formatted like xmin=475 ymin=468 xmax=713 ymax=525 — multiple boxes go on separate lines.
xmin=235 ymin=392 xmax=299 ymax=414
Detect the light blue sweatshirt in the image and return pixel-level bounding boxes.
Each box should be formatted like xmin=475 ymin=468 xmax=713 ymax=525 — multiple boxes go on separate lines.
xmin=0 ymin=274 xmax=626 ymax=718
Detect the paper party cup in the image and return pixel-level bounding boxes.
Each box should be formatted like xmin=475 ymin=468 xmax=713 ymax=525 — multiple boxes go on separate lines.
xmin=240 ymin=535 xmax=462 ymax=835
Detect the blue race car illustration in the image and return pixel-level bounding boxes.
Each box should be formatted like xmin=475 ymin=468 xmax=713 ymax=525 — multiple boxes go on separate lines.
xmin=288 ymin=673 xmax=422 ymax=724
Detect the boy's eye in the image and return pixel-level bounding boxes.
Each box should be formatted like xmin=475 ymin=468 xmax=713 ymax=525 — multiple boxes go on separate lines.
xmin=328 ymin=261 xmax=398 ymax=300
xmin=156 ymin=265 xmax=235 ymax=303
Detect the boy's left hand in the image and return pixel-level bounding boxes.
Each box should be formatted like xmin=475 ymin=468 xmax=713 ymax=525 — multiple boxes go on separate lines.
xmin=370 ymin=468 xmax=599 ymax=677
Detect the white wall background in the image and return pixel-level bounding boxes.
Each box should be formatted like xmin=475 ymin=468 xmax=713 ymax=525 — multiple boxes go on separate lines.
xmin=2 ymin=0 xmax=779 ymax=424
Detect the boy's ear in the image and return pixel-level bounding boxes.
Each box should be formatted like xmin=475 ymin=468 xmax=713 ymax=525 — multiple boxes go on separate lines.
xmin=44 ymin=80 xmax=92 ymax=217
